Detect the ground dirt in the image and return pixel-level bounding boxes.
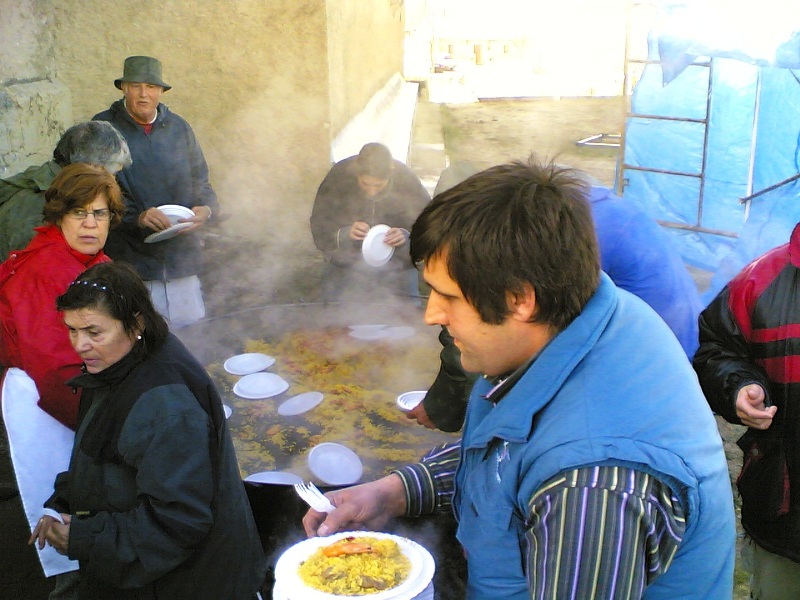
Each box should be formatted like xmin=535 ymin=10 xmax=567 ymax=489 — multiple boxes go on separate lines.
xmin=439 ymin=96 xmax=624 ymax=188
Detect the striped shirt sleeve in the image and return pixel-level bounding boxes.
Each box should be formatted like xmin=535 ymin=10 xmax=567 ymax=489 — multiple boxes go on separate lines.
xmin=392 ymin=440 xmax=461 ymax=516
xmin=526 ymin=466 xmax=686 ymax=600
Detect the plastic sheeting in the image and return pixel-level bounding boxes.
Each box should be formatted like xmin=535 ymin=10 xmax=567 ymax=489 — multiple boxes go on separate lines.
xmin=621 ymin=1 xmax=800 ymax=301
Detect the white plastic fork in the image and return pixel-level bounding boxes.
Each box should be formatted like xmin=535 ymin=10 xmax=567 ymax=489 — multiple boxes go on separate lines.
xmin=294 ymin=482 xmax=336 ymax=513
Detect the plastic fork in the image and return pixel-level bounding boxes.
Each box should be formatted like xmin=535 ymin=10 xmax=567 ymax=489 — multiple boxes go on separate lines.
xmin=294 ymin=482 xmax=336 ymax=513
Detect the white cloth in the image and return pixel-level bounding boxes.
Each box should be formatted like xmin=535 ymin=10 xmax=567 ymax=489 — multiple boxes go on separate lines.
xmin=2 ymin=368 xmax=78 ymax=576
xmin=144 ymin=274 xmax=205 ymax=329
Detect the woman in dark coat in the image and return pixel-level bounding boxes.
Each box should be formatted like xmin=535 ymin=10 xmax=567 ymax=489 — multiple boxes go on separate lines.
xmin=31 ymin=262 xmax=265 ymax=599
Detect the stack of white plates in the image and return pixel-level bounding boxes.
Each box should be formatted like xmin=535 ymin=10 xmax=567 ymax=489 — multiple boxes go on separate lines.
xmin=396 ymin=391 xmax=426 ymax=412
xmin=272 ymin=531 xmax=435 ymax=600
xmin=159 ymin=204 xmax=195 ymax=224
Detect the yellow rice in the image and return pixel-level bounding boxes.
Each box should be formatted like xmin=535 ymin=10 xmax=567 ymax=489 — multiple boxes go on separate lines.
xmin=298 ymin=536 xmax=411 ymax=596
xmin=210 ymin=329 xmax=460 ymax=480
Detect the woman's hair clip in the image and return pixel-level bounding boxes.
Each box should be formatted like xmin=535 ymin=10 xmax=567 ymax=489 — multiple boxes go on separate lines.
xmin=70 ymin=279 xmax=124 ymax=299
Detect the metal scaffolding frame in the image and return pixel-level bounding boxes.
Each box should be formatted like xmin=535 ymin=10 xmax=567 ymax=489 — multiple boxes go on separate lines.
xmin=614 ymin=0 xmax=800 ymax=242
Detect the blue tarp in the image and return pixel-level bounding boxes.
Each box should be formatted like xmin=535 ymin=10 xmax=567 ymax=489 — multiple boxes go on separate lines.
xmin=620 ymin=1 xmax=800 ymax=302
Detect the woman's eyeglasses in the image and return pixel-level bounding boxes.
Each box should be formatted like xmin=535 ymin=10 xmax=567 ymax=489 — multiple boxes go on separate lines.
xmin=66 ymin=208 xmax=112 ymax=221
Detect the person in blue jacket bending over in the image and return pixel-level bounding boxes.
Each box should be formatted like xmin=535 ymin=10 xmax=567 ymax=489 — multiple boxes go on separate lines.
xmin=589 ymin=183 xmax=702 ymax=357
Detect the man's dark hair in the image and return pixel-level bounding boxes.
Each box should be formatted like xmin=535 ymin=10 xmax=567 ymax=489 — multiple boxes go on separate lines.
xmin=53 ymin=121 xmax=132 ymax=171
xmin=411 ymin=157 xmax=600 ymax=330
xmin=354 ymin=142 xmax=393 ymax=180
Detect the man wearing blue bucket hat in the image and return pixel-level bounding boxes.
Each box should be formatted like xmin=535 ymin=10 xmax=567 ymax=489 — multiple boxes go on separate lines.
xmin=94 ymin=56 xmax=219 ymax=328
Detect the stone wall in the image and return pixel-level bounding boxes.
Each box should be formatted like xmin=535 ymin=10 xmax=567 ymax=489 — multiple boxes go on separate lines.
xmin=0 ymin=1 xmax=71 ymax=175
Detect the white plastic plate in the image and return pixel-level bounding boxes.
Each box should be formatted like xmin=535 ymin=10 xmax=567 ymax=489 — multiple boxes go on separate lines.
xmin=223 ymin=353 xmax=276 ymax=375
xmin=362 ymin=224 xmax=394 ymax=267
xmin=233 ymin=372 xmax=289 ymax=399
xmin=244 ymin=471 xmax=303 ymax=485
xmin=396 ymin=390 xmax=426 ymax=412
xmin=157 ymin=204 xmax=195 ymax=224
xmin=307 ymin=442 xmax=363 ymax=485
xmin=381 ymin=326 xmax=416 ymax=340
xmin=278 ymin=391 xmax=324 ymax=416
xmin=143 ymin=222 xmax=193 ymax=243
xmin=273 ymin=530 xmax=435 ymax=600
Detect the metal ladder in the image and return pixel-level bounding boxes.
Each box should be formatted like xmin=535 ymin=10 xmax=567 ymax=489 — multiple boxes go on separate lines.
xmin=615 ymin=0 xmax=740 ymax=239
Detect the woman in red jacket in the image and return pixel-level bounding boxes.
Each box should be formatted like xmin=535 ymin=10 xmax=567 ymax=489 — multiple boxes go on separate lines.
xmin=0 ymin=163 xmax=124 ymax=429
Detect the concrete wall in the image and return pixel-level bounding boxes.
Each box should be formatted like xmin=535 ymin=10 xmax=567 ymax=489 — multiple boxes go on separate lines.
xmin=331 ymin=74 xmax=419 ymax=164
xmin=326 ymin=0 xmax=406 ymax=137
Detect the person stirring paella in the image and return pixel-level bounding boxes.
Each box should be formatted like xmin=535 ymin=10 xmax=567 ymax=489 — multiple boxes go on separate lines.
xmin=29 ymin=262 xmax=266 ymax=599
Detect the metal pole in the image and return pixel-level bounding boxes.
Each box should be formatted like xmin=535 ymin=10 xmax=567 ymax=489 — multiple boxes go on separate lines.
xmin=616 ymin=0 xmax=635 ymax=196
xmin=743 ymin=68 xmax=762 ymax=221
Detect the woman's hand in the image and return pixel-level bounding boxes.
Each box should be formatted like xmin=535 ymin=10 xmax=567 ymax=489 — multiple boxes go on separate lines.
xmin=29 ymin=514 xmax=71 ymax=554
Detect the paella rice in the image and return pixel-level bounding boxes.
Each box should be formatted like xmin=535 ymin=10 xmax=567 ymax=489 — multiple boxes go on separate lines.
xmin=298 ymin=536 xmax=411 ymax=595
xmin=208 ymin=328 xmax=459 ymax=479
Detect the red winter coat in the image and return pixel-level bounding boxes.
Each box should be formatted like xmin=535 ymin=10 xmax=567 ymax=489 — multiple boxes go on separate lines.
xmin=0 ymin=225 xmax=110 ymax=428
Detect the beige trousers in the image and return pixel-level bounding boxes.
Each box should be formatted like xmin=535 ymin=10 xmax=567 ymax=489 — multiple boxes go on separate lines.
xmin=746 ymin=539 xmax=800 ymax=600
xmin=144 ymin=275 xmax=205 ymax=329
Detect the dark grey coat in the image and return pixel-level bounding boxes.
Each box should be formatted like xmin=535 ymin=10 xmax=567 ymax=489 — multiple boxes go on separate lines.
xmin=46 ymin=334 xmax=265 ymax=599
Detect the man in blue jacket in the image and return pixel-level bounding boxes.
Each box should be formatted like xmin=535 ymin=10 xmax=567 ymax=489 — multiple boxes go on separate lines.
xmin=303 ymin=158 xmax=735 ymax=599
xmin=410 ymin=162 xmax=703 ymax=431
xmin=94 ymin=56 xmax=219 ymax=328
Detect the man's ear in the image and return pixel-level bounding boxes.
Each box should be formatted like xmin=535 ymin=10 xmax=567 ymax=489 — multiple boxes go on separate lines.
xmin=508 ymin=285 xmax=537 ymax=322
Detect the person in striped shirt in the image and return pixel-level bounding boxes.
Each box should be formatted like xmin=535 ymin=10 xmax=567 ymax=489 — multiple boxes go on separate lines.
xmin=303 ymin=158 xmax=735 ymax=599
